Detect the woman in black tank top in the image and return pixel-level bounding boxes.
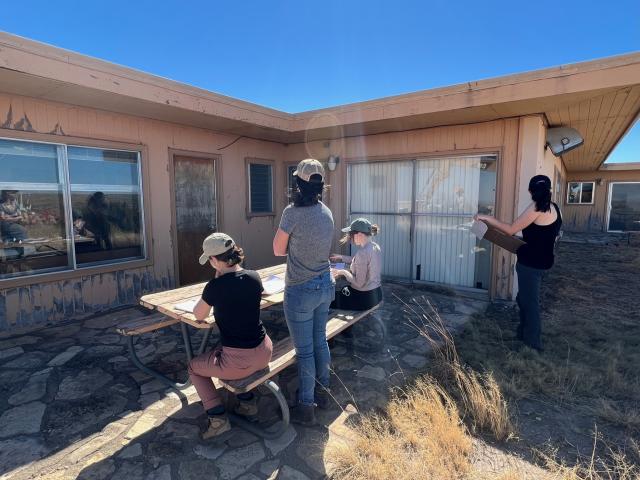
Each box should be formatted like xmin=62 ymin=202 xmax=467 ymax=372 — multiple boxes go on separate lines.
xmin=475 ymin=175 xmax=562 ymax=351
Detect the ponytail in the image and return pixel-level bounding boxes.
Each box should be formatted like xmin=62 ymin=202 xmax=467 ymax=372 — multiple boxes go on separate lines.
xmin=293 ymin=175 xmax=325 ymax=207
xmin=528 ymin=175 xmax=552 ymax=213
xmin=214 ymin=245 xmax=245 ymax=266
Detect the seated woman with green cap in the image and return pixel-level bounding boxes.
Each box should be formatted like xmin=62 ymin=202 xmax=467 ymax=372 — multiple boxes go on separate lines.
xmin=330 ymin=217 xmax=383 ymax=310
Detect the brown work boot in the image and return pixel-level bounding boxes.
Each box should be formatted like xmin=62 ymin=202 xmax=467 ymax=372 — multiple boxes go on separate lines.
xmin=234 ymin=397 xmax=259 ymax=422
xmin=201 ymin=415 xmax=231 ymax=440
xmin=290 ymin=403 xmax=315 ymax=426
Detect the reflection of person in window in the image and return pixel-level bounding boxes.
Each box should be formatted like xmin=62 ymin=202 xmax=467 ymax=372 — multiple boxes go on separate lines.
xmin=84 ymin=192 xmax=112 ymax=250
xmin=0 ymin=190 xmax=28 ymax=243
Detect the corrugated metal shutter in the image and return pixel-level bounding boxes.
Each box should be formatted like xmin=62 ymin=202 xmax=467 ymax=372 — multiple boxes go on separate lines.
xmin=413 ymin=156 xmax=481 ymax=287
xmin=348 ymin=155 xmax=493 ymax=289
xmin=349 ymin=161 xmax=413 ymax=278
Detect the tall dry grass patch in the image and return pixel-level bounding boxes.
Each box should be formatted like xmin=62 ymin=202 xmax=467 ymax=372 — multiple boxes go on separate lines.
xmin=399 ymin=294 xmax=515 ymax=441
xmin=327 ymin=377 xmax=472 ymax=480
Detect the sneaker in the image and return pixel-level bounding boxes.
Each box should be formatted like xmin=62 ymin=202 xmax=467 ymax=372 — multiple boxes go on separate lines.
xmin=234 ymin=397 xmax=259 ymax=422
xmin=290 ymin=403 xmax=315 ymax=426
xmin=315 ymin=387 xmax=332 ymax=410
xmin=201 ymin=415 xmax=231 ymax=440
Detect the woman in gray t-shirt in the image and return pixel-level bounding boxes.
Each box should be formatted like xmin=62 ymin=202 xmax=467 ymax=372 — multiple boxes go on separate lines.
xmin=273 ymin=158 xmax=335 ymax=426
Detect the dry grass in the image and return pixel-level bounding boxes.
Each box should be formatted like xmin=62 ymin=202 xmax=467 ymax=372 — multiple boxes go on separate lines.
xmin=400 ymin=295 xmax=514 ymax=441
xmin=327 ymin=377 xmax=473 ymax=480
xmin=328 ymin=240 xmax=640 ymax=479
xmin=536 ymin=432 xmax=639 ymax=480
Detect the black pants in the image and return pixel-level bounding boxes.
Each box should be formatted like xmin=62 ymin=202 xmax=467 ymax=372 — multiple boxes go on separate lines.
xmin=515 ymin=262 xmax=546 ymax=350
xmin=330 ymin=286 xmax=382 ymax=311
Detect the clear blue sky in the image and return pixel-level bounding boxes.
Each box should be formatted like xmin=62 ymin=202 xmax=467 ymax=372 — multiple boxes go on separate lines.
xmin=1 ymin=1 xmax=638 ymax=161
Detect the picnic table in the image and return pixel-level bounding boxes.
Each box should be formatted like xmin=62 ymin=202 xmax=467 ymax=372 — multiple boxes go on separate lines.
xmin=119 ymin=263 xmax=384 ymax=439
xmin=121 ymin=264 xmax=287 ymax=390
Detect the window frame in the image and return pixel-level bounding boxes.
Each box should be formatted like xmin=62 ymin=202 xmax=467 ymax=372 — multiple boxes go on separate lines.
xmin=285 ymin=162 xmax=298 ymax=206
xmin=245 ymin=158 xmax=275 ymax=217
xmin=566 ymin=181 xmax=595 ymax=205
xmin=0 ymin=133 xmax=152 ymax=289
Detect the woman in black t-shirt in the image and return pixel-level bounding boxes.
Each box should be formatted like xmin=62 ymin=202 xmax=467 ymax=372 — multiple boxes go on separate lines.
xmin=475 ymin=175 xmax=562 ymax=352
xmin=188 ymin=232 xmax=273 ymax=440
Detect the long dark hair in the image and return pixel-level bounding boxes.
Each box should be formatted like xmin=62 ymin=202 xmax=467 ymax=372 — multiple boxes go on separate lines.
xmin=529 ymin=175 xmax=552 ymax=213
xmin=293 ymin=175 xmax=324 ymax=207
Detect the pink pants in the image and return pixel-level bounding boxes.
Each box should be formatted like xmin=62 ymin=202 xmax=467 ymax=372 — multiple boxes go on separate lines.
xmin=188 ymin=336 xmax=273 ymax=410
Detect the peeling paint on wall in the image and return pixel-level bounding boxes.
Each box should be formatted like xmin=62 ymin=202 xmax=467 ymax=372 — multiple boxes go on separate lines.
xmin=0 ymin=268 xmax=173 ymax=331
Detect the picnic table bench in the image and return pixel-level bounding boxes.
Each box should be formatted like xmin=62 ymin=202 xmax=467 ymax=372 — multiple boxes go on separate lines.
xmin=117 ymin=263 xmax=384 ymax=439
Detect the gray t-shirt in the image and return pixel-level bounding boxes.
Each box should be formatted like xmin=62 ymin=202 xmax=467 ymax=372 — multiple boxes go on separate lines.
xmin=279 ymin=202 xmax=334 ymax=286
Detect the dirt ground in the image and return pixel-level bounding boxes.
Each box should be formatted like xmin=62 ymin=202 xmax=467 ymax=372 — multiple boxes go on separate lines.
xmin=454 ymin=233 xmax=640 ymax=473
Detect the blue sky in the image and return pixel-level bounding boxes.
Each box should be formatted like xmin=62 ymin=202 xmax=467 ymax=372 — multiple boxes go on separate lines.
xmin=1 ymin=1 xmax=638 ymax=162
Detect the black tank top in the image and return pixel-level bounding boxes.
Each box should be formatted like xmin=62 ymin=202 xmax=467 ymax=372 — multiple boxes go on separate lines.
xmin=516 ymin=203 xmax=562 ymax=270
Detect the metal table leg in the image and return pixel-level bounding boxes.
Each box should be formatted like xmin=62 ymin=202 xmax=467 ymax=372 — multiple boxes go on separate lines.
xmin=227 ymin=379 xmax=290 ymax=439
xmin=127 ymin=336 xmax=191 ymax=390
xmin=126 ymin=324 xmax=216 ymax=392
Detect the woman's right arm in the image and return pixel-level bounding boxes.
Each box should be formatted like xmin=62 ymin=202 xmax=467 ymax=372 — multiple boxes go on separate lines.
xmin=476 ymin=204 xmax=539 ymax=236
xmin=193 ymin=298 xmax=212 ymax=321
xmin=273 ymin=229 xmax=289 ymax=257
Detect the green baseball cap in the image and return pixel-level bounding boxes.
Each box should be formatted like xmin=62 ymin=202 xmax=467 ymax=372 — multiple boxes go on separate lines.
xmin=341 ymin=218 xmax=373 ymax=234
xmin=198 ymin=232 xmax=235 ymax=265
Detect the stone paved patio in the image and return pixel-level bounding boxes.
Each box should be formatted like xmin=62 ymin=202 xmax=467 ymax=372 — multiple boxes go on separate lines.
xmin=0 ymin=283 xmax=488 ymax=480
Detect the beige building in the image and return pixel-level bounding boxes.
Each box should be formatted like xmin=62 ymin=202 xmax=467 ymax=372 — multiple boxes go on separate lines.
xmin=0 ymin=32 xmax=639 ymax=330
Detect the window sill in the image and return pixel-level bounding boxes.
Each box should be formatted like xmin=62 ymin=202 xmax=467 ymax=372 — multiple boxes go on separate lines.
xmin=0 ymin=257 xmax=153 ymax=290
xmin=246 ymin=212 xmax=276 ymax=218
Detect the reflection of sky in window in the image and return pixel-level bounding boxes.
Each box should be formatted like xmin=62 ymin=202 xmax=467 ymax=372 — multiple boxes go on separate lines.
xmin=605 ymin=117 xmax=639 ymax=164
xmin=0 ymin=139 xmax=60 ymax=183
xmin=68 ymin=147 xmax=139 ymax=185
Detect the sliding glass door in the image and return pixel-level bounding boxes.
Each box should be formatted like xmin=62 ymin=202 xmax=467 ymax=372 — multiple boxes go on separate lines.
xmin=347 ymin=154 xmax=497 ymax=290
xmin=608 ymin=182 xmax=640 ymax=232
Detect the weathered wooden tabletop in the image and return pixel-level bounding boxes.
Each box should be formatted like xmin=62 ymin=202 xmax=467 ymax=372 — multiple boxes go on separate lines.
xmin=140 ymin=264 xmax=286 ymax=329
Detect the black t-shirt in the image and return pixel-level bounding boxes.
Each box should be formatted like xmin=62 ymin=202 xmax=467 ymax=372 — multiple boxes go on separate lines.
xmin=201 ymin=269 xmax=266 ymax=349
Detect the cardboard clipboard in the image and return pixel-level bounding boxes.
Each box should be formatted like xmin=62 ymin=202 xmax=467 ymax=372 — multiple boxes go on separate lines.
xmin=471 ymin=220 xmax=525 ymax=254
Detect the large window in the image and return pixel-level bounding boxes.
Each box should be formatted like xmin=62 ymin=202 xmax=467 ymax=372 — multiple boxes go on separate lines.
xmin=567 ymin=181 xmax=595 ymax=204
xmin=0 ymin=138 xmax=145 ymax=280
xmin=247 ymin=160 xmax=274 ymax=215
xmin=608 ymin=182 xmax=640 ymax=232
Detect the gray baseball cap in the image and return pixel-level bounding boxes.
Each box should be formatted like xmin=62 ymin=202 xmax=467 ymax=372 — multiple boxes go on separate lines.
xmin=293 ymin=158 xmax=325 ymax=182
xmin=341 ymin=218 xmax=373 ymax=234
xmin=198 ymin=232 xmax=235 ymax=265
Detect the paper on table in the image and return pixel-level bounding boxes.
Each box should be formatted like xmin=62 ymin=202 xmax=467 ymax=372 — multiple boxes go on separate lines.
xmin=174 ymin=298 xmax=199 ymax=313
xmin=262 ymin=275 xmax=285 ymax=295
xmin=331 ymin=262 xmax=346 ymax=270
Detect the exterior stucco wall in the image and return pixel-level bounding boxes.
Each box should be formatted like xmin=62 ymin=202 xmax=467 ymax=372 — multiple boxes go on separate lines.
xmin=0 ymin=93 xmax=287 ymax=330
xmin=563 ymin=169 xmax=640 ymax=232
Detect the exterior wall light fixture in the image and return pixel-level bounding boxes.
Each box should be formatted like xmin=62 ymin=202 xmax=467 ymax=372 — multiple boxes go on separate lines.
xmin=327 ymin=155 xmax=340 ymax=171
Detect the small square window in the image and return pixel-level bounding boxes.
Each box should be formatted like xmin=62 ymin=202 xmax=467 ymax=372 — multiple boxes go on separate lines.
xmin=248 ymin=161 xmax=274 ymax=215
xmin=567 ymin=181 xmax=595 ymax=205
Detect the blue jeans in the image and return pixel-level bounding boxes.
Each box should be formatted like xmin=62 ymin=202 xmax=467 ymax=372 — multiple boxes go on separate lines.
xmin=516 ymin=262 xmax=546 ymax=350
xmin=284 ymin=271 xmax=335 ymax=406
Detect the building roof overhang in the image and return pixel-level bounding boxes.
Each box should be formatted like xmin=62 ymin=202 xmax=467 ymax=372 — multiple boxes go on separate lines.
xmin=0 ymin=32 xmax=638 ymax=172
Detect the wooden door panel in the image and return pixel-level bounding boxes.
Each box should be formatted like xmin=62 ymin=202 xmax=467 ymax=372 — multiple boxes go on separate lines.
xmin=174 ymin=156 xmax=217 ymax=285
